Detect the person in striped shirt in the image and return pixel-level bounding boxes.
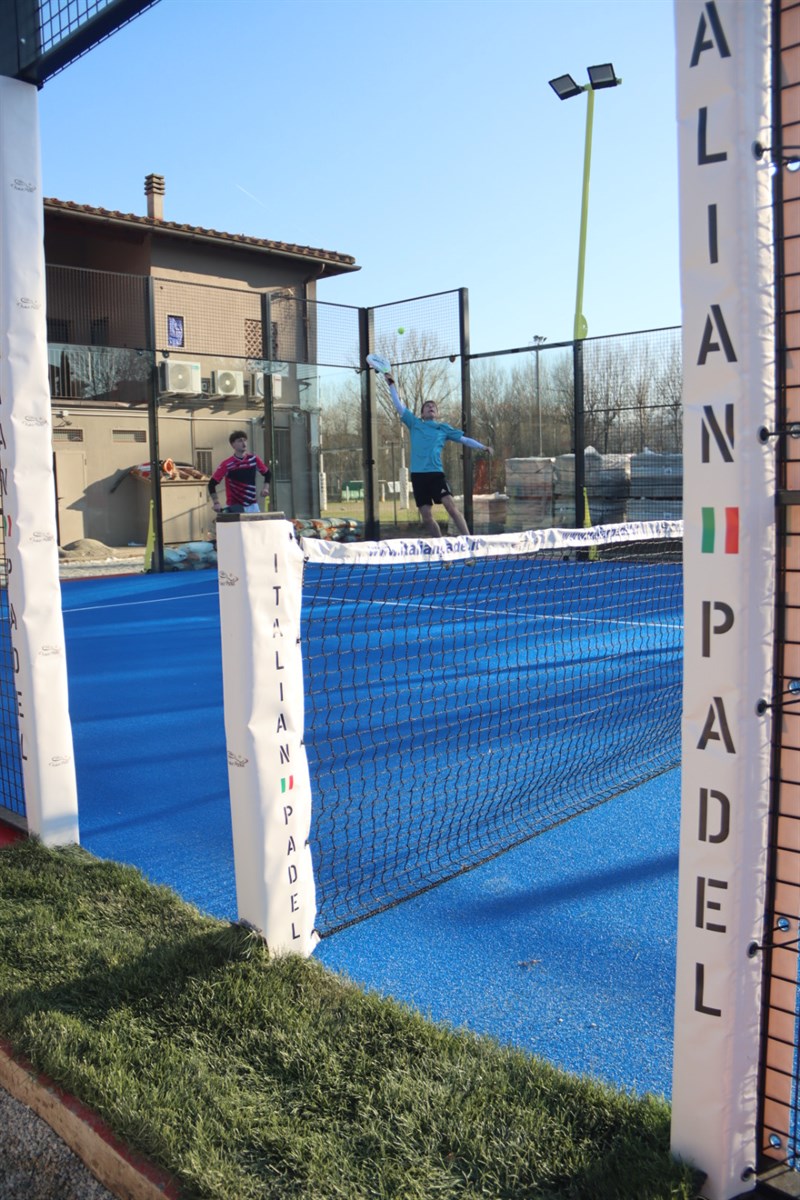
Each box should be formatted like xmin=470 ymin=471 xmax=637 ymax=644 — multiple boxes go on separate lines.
xmin=208 ymin=431 xmax=270 ymax=514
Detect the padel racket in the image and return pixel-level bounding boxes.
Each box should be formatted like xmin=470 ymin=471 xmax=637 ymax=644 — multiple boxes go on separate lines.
xmin=366 ymin=353 xmax=392 ymax=375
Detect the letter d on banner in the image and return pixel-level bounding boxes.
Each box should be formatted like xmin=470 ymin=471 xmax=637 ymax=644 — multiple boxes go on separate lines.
xmin=216 ymin=513 xmax=318 ymax=956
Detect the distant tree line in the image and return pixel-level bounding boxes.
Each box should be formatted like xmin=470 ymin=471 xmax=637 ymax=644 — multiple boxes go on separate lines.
xmin=317 ymin=328 xmax=682 ymax=498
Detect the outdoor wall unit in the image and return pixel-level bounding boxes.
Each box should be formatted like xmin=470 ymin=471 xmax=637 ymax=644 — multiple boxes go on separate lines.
xmin=211 ymin=369 xmax=245 ymax=397
xmin=159 ymin=360 xmax=202 ymax=395
xmin=251 ymin=372 xmax=283 ymax=400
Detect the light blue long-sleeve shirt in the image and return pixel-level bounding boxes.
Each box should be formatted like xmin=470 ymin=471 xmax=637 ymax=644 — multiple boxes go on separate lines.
xmin=388 ymin=382 xmax=487 ymax=472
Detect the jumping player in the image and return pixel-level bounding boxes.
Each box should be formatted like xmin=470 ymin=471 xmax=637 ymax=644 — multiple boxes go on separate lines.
xmin=384 ymin=374 xmax=492 ymax=537
xmin=208 ymin=431 xmax=270 ymax=514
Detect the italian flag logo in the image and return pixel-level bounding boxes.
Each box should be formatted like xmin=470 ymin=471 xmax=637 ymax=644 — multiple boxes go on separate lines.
xmin=701 ymin=507 xmax=739 ymax=555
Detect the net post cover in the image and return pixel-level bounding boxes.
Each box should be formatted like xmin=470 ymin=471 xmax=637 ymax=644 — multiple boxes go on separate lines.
xmin=0 ymin=74 xmax=79 ymax=844
xmin=672 ymin=2 xmax=776 ymax=1196
xmin=215 ymin=514 xmax=317 ymax=957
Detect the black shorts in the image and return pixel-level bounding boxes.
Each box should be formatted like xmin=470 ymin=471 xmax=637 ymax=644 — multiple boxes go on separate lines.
xmin=411 ymin=472 xmax=452 ymax=509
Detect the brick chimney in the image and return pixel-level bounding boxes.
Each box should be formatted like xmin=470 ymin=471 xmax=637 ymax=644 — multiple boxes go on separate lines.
xmin=144 ymin=173 xmax=165 ymax=221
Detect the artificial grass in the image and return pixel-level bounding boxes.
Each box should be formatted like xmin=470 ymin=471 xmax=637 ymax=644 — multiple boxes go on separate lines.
xmin=0 ymin=840 xmax=701 ymax=1200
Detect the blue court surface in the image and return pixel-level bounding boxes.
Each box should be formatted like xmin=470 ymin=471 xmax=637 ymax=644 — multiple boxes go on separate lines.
xmin=61 ymin=567 xmax=680 ymax=1101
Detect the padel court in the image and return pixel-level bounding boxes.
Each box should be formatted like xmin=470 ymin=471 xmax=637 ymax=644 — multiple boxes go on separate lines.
xmin=61 ymin=551 xmax=683 ymax=1100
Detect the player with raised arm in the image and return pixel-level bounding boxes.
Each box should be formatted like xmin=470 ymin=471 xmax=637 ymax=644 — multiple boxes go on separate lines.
xmin=209 ymin=430 xmax=270 ymax=515
xmin=368 ymin=356 xmax=492 ymax=537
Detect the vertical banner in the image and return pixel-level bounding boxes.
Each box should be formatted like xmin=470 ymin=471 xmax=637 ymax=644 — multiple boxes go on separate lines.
xmin=0 ymin=77 xmax=79 ymax=845
xmin=216 ymin=513 xmax=317 ymax=956
xmin=672 ymin=3 xmax=775 ymax=1198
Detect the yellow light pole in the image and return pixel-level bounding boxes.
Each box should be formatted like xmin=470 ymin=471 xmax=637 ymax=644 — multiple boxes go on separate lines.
xmin=549 ymin=64 xmax=621 ymax=340
xmin=548 ymin=64 xmax=621 ymax=526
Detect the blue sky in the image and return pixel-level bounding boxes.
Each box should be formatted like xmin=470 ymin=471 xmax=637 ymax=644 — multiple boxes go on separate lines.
xmin=36 ymin=0 xmax=681 ymax=355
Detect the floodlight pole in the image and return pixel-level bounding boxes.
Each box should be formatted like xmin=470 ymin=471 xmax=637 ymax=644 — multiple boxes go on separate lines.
xmin=574 ymin=84 xmax=594 ymax=343
xmin=571 ymin=84 xmax=595 ymax=532
xmin=550 ymin=66 xmax=620 ymax=528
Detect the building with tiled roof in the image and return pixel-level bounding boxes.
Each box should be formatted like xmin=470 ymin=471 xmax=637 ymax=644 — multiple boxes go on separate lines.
xmin=44 ymin=174 xmax=359 ymax=282
xmin=44 ymin=174 xmax=361 ymax=551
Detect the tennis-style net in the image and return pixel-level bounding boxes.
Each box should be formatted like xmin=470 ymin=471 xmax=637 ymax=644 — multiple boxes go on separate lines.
xmin=300 ymin=522 xmax=683 ymax=935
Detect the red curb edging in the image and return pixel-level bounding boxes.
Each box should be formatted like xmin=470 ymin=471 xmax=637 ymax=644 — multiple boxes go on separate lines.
xmin=0 ymin=1040 xmax=182 ymax=1200
xmin=0 ymin=819 xmax=24 ymax=847
xmin=0 ymin=824 xmax=182 ymax=1195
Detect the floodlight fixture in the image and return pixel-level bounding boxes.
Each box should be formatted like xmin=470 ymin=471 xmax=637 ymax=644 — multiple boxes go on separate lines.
xmin=549 ymin=73 xmax=585 ymax=101
xmin=587 ymin=63 xmax=621 ymax=90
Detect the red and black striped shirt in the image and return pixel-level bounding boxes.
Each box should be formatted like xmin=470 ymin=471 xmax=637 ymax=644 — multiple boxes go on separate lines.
xmin=208 ymin=452 xmax=270 ymax=507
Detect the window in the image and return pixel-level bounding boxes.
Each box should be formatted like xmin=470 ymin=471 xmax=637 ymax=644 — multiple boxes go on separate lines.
xmin=47 ymin=317 xmax=70 ymax=344
xmin=167 ymin=315 xmax=185 ymax=348
xmin=196 ymin=449 xmax=213 ymax=476
xmin=112 ymin=429 xmax=147 ymax=443
xmin=53 ymin=428 xmax=84 ymax=442
xmin=274 ymin=430 xmax=290 ymax=481
xmin=91 ymin=317 xmax=109 ymax=347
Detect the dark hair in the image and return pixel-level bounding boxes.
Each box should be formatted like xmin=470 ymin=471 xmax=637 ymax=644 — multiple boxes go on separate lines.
xmin=229 ymin=430 xmax=248 ymax=445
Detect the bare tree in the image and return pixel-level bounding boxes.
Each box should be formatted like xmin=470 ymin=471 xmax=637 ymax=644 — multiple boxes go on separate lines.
xmin=375 ymin=329 xmax=457 ymax=419
xmin=318 ymin=375 xmax=362 ymax=493
xmin=653 ymin=342 xmax=683 ymax=453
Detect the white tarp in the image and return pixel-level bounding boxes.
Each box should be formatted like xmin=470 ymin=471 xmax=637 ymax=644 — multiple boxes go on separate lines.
xmin=216 ymin=514 xmax=317 ymax=956
xmin=672 ymin=2 xmax=775 ymax=1196
xmin=0 ymin=76 xmax=79 ymax=845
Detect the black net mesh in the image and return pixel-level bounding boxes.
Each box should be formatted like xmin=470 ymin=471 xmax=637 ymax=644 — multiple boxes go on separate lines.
xmin=301 ymin=523 xmax=683 ymax=934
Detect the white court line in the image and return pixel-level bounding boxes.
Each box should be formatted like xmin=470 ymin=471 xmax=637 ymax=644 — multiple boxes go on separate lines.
xmin=65 ymin=585 xmax=682 ymax=634
xmin=313 ymin=594 xmax=683 ymax=632
xmin=63 ymin=588 xmax=216 ymax=615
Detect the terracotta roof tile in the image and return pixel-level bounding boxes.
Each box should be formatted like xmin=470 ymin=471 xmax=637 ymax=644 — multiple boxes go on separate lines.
xmin=43 ymin=197 xmax=357 ymax=267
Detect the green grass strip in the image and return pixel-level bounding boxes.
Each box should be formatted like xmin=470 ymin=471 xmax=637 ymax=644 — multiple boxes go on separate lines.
xmin=0 ymin=841 xmax=701 ymax=1199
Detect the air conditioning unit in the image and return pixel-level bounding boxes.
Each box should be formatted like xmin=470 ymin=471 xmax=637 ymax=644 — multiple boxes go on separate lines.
xmin=212 ymin=369 xmax=245 ymax=397
xmin=159 ymin=360 xmax=202 ymax=395
xmin=251 ymin=372 xmax=281 ymax=400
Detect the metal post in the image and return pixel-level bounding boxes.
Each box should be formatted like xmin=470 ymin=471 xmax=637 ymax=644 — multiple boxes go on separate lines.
xmin=260 ymin=293 xmax=275 ymax=502
xmin=573 ymin=340 xmax=585 ymax=530
xmin=359 ymin=306 xmax=380 ymax=540
xmin=532 ymin=334 xmax=546 ymax=456
xmin=536 ymin=348 xmax=542 ymax=455
xmin=459 ymin=287 xmax=473 ymax=530
xmin=391 ymin=442 xmax=398 ymax=526
xmin=144 ymin=278 xmax=164 ymax=571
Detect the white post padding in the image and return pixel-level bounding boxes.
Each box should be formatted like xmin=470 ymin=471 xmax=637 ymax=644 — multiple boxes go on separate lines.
xmin=0 ymin=77 xmax=79 ymax=845
xmin=216 ymin=514 xmax=318 ymax=956
xmin=672 ymin=2 xmax=775 ymax=1197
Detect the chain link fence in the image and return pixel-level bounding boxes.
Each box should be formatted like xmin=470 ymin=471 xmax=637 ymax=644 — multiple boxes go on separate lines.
xmin=468 ymin=328 xmax=682 ymax=534
xmin=35 ymin=269 xmax=685 ymax=547
xmin=1 ymin=264 xmax=685 ymax=863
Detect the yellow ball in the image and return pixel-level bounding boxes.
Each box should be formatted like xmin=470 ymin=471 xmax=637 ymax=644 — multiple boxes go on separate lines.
xmin=397 ymin=327 xmax=405 ymax=335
